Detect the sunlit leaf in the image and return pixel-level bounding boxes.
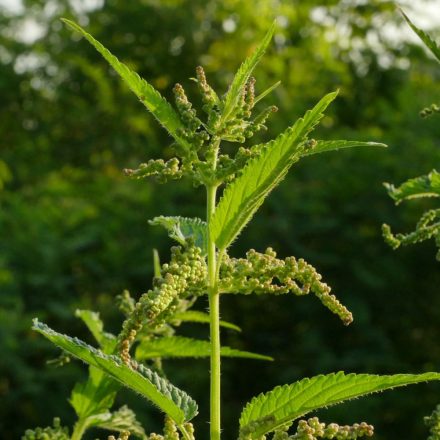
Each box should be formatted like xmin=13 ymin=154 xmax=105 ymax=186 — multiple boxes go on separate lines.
xmin=240 ymin=371 xmax=440 ymax=438
xmin=211 ymin=91 xmax=338 ymax=250
xmin=401 ymin=10 xmax=440 ymax=62
xmin=303 ymin=139 xmax=386 ymax=157
xmin=136 ymin=336 xmax=271 ymax=360
xmin=384 ymin=170 xmax=440 ymax=204
xmin=221 ymin=21 xmax=276 ymax=123
xmin=61 ymin=19 xmax=191 ymax=150
xmin=33 ymin=319 xmax=198 ymax=424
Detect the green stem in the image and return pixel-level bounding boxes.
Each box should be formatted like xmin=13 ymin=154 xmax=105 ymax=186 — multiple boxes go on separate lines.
xmin=207 ymin=183 xmax=221 ymax=440
xmin=71 ymin=417 xmax=89 ymax=440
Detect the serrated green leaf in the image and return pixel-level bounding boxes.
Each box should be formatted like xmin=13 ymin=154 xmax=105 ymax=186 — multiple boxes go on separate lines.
xmin=303 ymin=139 xmax=386 ymax=157
xmin=211 ymin=91 xmax=338 ymax=250
xmin=61 ymin=19 xmax=190 ymax=150
xmin=384 ymin=170 xmax=440 ymax=204
xmin=239 ymin=371 xmax=440 ymax=437
xmin=254 ymin=80 xmax=281 ymax=104
xmin=70 ymin=366 xmax=120 ymax=419
xmin=71 ymin=311 xmax=120 ymax=420
xmin=173 ymin=310 xmax=241 ymax=332
xmin=75 ymin=309 xmax=116 ymax=351
xmin=149 ymin=216 xmax=208 ymax=252
xmin=33 ymin=319 xmax=198 ymax=424
xmin=221 ymin=21 xmax=275 ymax=123
xmin=401 ymin=10 xmax=440 ymax=62
xmin=136 ymin=336 xmax=271 ymax=360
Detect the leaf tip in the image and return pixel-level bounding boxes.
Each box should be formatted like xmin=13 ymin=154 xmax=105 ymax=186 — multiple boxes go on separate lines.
xmin=31 ymin=317 xmax=43 ymax=332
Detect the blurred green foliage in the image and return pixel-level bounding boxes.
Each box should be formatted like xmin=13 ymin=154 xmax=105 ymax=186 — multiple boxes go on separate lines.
xmin=1 ymin=1 xmax=440 ymax=439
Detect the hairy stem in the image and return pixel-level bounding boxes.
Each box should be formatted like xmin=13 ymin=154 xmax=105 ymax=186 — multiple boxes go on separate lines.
xmin=71 ymin=418 xmax=88 ymax=440
xmin=206 ymin=136 xmax=222 ymax=440
xmin=207 ymin=183 xmax=221 ymax=440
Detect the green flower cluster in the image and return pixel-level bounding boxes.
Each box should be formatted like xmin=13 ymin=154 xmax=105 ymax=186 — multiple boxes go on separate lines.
xmin=119 ymin=245 xmax=207 ymax=364
xmin=291 ymin=418 xmax=374 ymax=440
xmin=124 ymin=158 xmax=182 ymax=183
xmin=425 ymin=404 xmax=440 ymax=440
xmin=219 ymin=248 xmax=353 ymax=325
xmin=21 ymin=418 xmax=69 ymax=440
xmin=108 ymin=431 xmax=130 ymax=440
xmin=145 ymin=418 xmax=195 ymax=440
xmin=382 ymin=208 xmax=440 ymax=261
xmin=124 ymin=66 xmax=277 ymax=187
xmin=117 ymin=289 xmax=136 ymax=317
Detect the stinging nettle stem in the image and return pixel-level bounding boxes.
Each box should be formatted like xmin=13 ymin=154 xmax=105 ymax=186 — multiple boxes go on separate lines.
xmin=207 ymin=137 xmax=222 ymax=440
xmin=207 ymin=184 xmax=221 ymax=440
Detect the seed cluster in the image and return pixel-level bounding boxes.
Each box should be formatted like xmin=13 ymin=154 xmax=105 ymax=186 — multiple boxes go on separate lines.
xmin=291 ymin=418 xmax=374 ymax=440
xmin=220 ymin=248 xmax=353 ymax=325
xmin=124 ymin=158 xmax=182 ymax=183
xmin=108 ymin=431 xmax=130 ymax=440
xmin=382 ymin=208 xmax=440 ymax=261
xmin=119 ymin=245 xmax=207 ymax=364
xmin=144 ymin=418 xmax=195 ymax=440
xmin=117 ymin=289 xmax=136 ymax=317
xmin=22 ymin=418 xmax=69 ymax=440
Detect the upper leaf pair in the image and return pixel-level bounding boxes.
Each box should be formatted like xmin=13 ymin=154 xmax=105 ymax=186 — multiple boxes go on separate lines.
xmin=210 ymin=93 xmax=385 ymax=251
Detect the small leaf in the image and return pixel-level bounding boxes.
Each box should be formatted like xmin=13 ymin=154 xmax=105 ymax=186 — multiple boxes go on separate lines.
xmin=173 ymin=310 xmax=241 ymax=332
xmin=136 ymin=336 xmax=271 ymax=360
xmin=75 ymin=309 xmax=116 ymax=351
xmin=92 ymin=405 xmax=147 ymax=439
xmin=61 ymin=19 xmax=191 ymax=150
xmin=239 ymin=371 xmax=440 ymax=438
xmin=221 ymin=22 xmax=276 ymax=123
xmin=211 ymin=91 xmax=338 ymax=250
xmin=401 ymin=10 xmax=440 ymax=62
xmin=149 ymin=216 xmax=208 ymax=252
xmin=384 ymin=170 xmax=440 ymax=204
xmin=70 ymin=366 xmax=120 ymax=419
xmin=33 ymin=319 xmax=198 ymax=424
xmin=303 ymin=139 xmax=386 ymax=157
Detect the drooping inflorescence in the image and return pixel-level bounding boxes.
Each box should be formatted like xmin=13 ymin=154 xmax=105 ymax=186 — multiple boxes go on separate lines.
xmin=119 ymin=245 xmax=207 ymax=364
xmin=290 ymin=417 xmax=374 ymax=440
xmin=382 ymin=208 xmax=440 ymax=261
xmin=420 ymin=103 xmax=440 ymax=118
xmin=219 ymin=248 xmax=353 ymax=325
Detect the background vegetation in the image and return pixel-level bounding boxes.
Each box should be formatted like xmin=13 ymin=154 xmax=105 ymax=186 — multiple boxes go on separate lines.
xmin=1 ymin=0 xmax=440 ymax=439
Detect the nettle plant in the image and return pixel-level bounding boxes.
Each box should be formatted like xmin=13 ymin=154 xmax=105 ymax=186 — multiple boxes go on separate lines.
xmin=382 ymin=12 xmax=440 ymax=261
xmin=27 ymin=19 xmax=440 ymax=440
